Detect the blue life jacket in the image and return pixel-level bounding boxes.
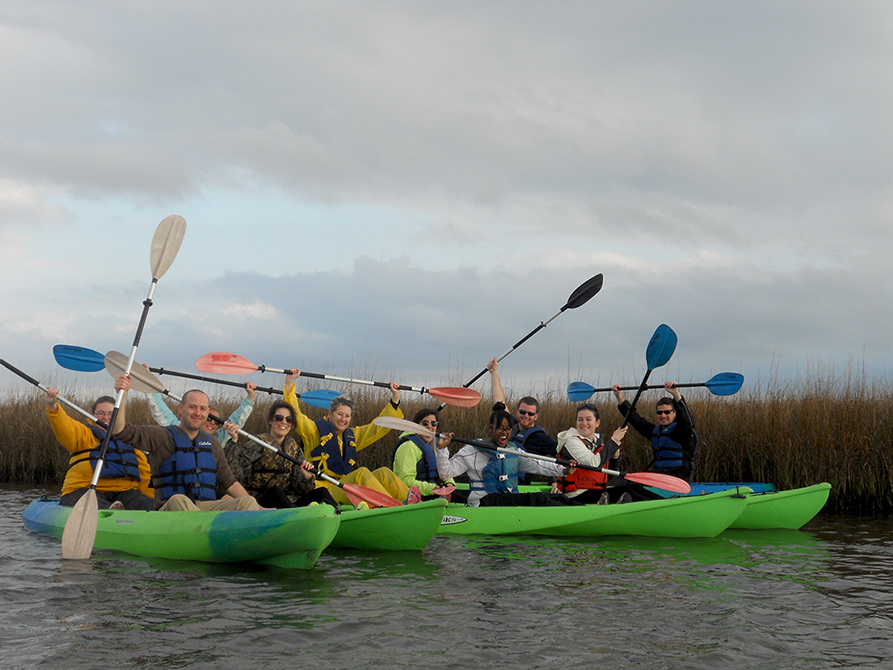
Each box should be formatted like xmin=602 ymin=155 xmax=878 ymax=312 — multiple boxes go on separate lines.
xmin=469 ymin=441 xmax=520 ymax=495
xmin=651 ymin=423 xmax=685 ymax=469
xmin=71 ymin=424 xmax=141 ymax=481
xmin=310 ymin=419 xmax=357 ymax=476
xmin=512 ymin=425 xmax=548 ymax=449
xmin=155 ymin=426 xmax=218 ymax=502
xmin=396 ymin=434 xmax=439 ymax=482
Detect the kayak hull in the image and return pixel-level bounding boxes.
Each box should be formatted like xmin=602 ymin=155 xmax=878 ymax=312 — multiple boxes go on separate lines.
xmin=23 ymin=498 xmax=340 ymax=568
xmin=730 ymin=483 xmax=831 ymax=530
xmin=330 ymin=498 xmax=447 ymax=550
xmin=438 ymin=488 xmax=750 ymax=538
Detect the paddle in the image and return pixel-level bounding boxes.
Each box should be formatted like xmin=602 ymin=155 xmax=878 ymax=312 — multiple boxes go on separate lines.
xmin=194 ymin=351 xmax=482 ymax=408
xmin=104 ymin=352 xmax=401 ymax=509
xmin=61 ymin=215 xmax=186 ymax=560
xmin=567 ymin=372 xmax=744 ymax=402
xmin=53 ymin=344 xmax=339 ymax=410
xmin=438 ymin=273 xmax=604 ymax=409
xmin=0 ymin=359 xmax=109 ymax=428
xmin=620 ymin=324 xmax=677 ymax=429
xmin=373 ymin=416 xmax=691 ymax=493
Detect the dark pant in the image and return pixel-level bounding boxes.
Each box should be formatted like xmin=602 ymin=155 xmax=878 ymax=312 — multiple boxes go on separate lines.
xmin=255 ymin=485 xmax=341 ymax=512
xmin=59 ymin=488 xmax=154 ymax=511
xmin=479 ymin=491 xmax=579 ymax=507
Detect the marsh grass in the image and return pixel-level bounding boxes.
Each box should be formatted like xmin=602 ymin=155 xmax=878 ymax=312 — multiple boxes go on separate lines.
xmin=4 ymin=375 xmax=892 ymax=515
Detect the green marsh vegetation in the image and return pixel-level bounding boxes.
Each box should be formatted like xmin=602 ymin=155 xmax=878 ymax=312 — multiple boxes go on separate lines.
xmin=3 ymin=372 xmax=891 ymax=516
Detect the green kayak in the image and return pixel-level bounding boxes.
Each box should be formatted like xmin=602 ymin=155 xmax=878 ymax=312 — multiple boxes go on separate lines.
xmin=437 ymin=488 xmax=750 ymax=538
xmin=23 ymin=498 xmax=340 ymax=569
xmin=330 ymin=498 xmax=447 ymax=550
xmin=729 ymin=483 xmax=831 ymax=530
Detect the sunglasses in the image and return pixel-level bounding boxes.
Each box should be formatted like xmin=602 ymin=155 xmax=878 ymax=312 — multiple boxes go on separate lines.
xmin=272 ymin=414 xmax=294 ymax=424
xmin=655 ymin=409 xmax=675 ymax=416
xmin=518 ymin=409 xmax=537 ymax=417
xmin=421 ymin=420 xmax=439 ymax=427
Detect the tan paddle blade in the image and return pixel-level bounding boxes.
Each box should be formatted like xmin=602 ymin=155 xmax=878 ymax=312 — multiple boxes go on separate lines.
xmin=150 ymin=215 xmax=187 ymax=279
xmin=104 ymin=351 xmax=165 ymax=394
xmin=427 ymin=387 xmax=481 ymax=407
xmin=61 ymin=490 xmax=98 ymax=560
xmin=373 ymin=416 xmax=437 ymax=439
xmin=195 ymin=352 xmax=258 ymax=374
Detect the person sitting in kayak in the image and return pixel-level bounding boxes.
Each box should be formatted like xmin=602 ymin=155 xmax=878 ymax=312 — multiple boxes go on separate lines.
xmin=283 ymin=369 xmax=413 ymax=505
xmin=148 ymin=375 xmax=257 ymax=449
xmin=554 ymin=403 xmax=631 ymax=504
xmin=223 ymin=400 xmax=340 ymax=509
xmin=110 ymin=375 xmax=263 ymax=511
xmin=613 ymin=381 xmax=698 ymax=481
xmin=487 ymin=358 xmax=559 ymax=458
xmin=434 ymin=402 xmax=577 ymax=507
xmin=43 ymin=381 xmax=154 ymax=510
xmin=392 ymin=408 xmax=467 ymax=504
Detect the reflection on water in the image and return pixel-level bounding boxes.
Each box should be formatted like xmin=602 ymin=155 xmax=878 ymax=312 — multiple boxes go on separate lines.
xmin=1 ymin=484 xmax=892 ymax=670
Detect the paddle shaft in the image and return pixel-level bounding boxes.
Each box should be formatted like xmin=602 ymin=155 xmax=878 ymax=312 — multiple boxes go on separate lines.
xmin=440 ymin=435 xmax=617 ymax=474
xmin=0 ymin=359 xmax=108 ymax=428
xmin=444 ymin=274 xmax=605 ymax=407
xmin=150 ymin=366 xmax=286 ymax=396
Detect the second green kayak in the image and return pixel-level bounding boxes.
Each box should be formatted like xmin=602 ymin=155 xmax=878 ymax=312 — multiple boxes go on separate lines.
xmin=329 ymin=498 xmax=447 ymax=550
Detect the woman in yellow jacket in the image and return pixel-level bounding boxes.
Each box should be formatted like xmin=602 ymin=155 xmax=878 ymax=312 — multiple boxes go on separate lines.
xmin=284 ymin=370 xmax=411 ymax=505
xmin=44 ymin=385 xmax=154 ymax=510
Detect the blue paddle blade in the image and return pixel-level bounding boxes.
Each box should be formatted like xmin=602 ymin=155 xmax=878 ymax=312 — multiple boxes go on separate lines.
xmin=299 ymin=389 xmax=340 ymax=409
xmin=645 ymin=324 xmax=677 ymax=370
xmin=705 ymin=372 xmax=744 ymax=396
xmin=567 ymin=381 xmax=596 ymax=402
xmin=53 ymin=344 xmax=105 ymax=372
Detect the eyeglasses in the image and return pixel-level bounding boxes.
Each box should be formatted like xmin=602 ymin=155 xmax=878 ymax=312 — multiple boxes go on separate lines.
xmin=421 ymin=420 xmax=439 ymax=427
xmin=518 ymin=409 xmax=536 ymax=417
xmin=655 ymin=409 xmax=675 ymax=416
xmin=272 ymin=414 xmax=294 ymax=424
xmin=94 ymin=411 xmax=113 ymax=419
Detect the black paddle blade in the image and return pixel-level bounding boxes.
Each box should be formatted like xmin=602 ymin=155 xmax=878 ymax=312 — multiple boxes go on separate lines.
xmin=564 ymin=273 xmax=604 ymax=310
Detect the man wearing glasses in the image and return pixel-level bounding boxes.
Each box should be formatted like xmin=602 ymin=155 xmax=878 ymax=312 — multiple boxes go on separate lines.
xmin=612 ymin=381 xmax=698 ymax=481
xmin=44 ymin=384 xmax=155 ymax=510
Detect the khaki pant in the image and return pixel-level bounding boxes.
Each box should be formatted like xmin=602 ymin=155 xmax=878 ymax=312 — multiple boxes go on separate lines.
xmin=159 ymin=494 xmax=263 ymax=512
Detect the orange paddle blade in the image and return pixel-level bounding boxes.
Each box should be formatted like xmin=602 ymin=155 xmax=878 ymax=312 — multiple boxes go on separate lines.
xmin=342 ymin=483 xmax=403 ymax=508
xmin=624 ymin=472 xmax=691 ymax=493
xmin=427 ymin=387 xmax=481 ymax=407
xmin=195 ymin=352 xmax=258 ymax=374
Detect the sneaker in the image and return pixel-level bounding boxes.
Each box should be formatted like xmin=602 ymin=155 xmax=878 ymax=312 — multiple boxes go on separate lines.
xmin=618 ymin=492 xmax=633 ymax=504
xmin=308 ymin=501 xmax=319 ymax=506
xmin=404 ymin=486 xmax=422 ymax=505
xmin=109 ymin=501 xmax=125 ymax=510
xmin=355 ymin=501 xmax=370 ymax=511
xmin=597 ymin=492 xmax=610 ymax=505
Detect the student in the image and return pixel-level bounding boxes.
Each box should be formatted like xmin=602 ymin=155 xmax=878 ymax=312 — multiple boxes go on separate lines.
xmin=433 ymin=402 xmax=576 ymax=507
xmin=224 ymin=400 xmax=339 ymax=509
xmin=613 ymin=381 xmax=698 ymax=481
xmin=283 ymin=370 xmax=411 ymax=505
xmin=111 ymin=375 xmax=262 ymax=511
xmin=392 ymin=408 xmax=465 ymax=503
xmin=554 ymin=403 xmax=631 ymax=504
xmin=148 ymin=378 xmax=257 ymax=449
xmin=43 ymin=380 xmax=154 ymax=510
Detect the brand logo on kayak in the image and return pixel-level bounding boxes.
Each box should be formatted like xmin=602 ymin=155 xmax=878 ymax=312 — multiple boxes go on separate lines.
xmin=440 ymin=515 xmax=467 ymax=525
xmin=114 ymin=519 xmax=134 ymax=524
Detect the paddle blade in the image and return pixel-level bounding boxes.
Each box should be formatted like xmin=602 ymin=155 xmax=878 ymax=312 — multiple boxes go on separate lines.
xmin=565 ymin=273 xmax=604 ymax=310
xmin=343 ymin=483 xmax=403 ymax=508
xmin=567 ymin=381 xmax=596 ymax=402
xmin=195 ymin=352 xmax=259 ymax=374
xmin=150 ymin=215 xmax=187 ymax=279
xmin=53 ymin=345 xmax=105 ymax=372
xmin=427 ymin=387 xmax=482 ymax=407
xmin=645 ymin=324 xmax=678 ymax=370
xmin=623 ymin=472 xmax=691 ymax=493
xmin=104 ymin=351 xmax=166 ymax=394
xmin=705 ymin=372 xmax=744 ymax=396
xmin=61 ymin=489 xmax=98 ymax=559
xmin=299 ymin=389 xmax=341 ymax=409
xmin=373 ymin=416 xmax=437 ymax=439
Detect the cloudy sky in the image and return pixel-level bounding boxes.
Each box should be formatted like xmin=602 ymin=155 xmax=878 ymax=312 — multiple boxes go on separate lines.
xmin=1 ymin=1 xmax=891 ymax=406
